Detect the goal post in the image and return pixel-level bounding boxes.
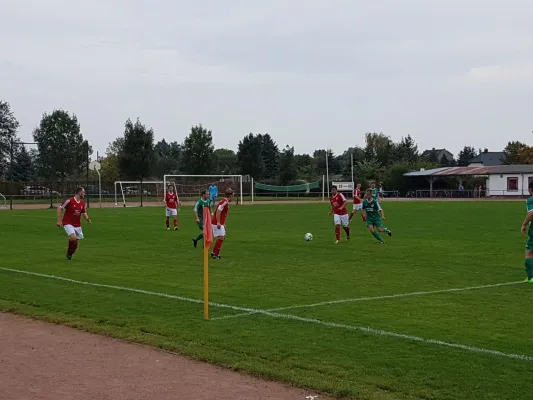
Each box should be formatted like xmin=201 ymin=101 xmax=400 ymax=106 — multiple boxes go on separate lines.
xmin=163 ymin=175 xmax=244 ymax=205
xmin=114 ymin=181 xmax=167 ymax=207
xmin=0 ymin=193 xmax=6 ymax=209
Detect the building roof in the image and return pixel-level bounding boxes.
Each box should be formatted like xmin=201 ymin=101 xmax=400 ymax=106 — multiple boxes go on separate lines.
xmin=469 ymin=151 xmax=505 ymax=166
xmin=404 ymin=164 xmax=533 ymax=177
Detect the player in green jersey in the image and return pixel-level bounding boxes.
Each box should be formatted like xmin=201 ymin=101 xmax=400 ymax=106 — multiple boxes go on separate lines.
xmin=192 ymin=190 xmax=210 ymax=248
xmin=370 ymin=182 xmax=385 ymax=219
xmin=362 ymin=188 xmax=392 ymax=243
xmin=520 ymin=181 xmax=533 ymax=283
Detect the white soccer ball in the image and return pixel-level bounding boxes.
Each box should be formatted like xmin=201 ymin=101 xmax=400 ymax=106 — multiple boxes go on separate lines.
xmin=304 ymin=233 xmax=313 ymax=241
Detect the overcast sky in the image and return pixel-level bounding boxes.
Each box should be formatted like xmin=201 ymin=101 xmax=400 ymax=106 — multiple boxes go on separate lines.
xmin=1 ymin=0 xmax=532 ymax=158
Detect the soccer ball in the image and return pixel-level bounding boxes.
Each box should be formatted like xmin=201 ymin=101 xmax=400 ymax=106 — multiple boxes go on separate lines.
xmin=304 ymin=233 xmax=313 ymax=241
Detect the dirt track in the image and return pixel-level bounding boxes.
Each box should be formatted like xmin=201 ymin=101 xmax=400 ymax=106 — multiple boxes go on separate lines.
xmin=0 ymin=313 xmax=326 ymax=400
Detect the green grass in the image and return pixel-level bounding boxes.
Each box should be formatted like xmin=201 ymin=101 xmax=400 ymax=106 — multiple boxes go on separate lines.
xmin=0 ymin=202 xmax=531 ymax=399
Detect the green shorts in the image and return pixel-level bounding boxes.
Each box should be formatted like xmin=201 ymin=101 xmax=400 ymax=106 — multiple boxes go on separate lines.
xmin=526 ymin=236 xmax=533 ymax=251
xmin=366 ymin=218 xmax=383 ymax=228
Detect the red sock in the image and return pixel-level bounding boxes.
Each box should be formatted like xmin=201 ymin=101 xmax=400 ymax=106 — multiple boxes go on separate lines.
xmin=165 ymin=218 xmax=169 ymax=228
xmin=67 ymin=240 xmax=78 ymax=255
xmin=343 ymin=226 xmax=350 ymax=237
xmin=213 ymin=239 xmax=224 ymax=256
xmin=335 ymin=226 xmax=341 ymax=241
xmin=174 ymin=219 xmax=178 ymax=228
xmin=362 ymin=214 xmax=367 ymax=221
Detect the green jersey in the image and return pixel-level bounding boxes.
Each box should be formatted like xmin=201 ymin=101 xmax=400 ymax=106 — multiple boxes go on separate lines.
xmin=372 ymin=188 xmax=379 ymax=200
xmin=527 ymin=197 xmax=533 ymax=236
xmin=194 ymin=198 xmax=209 ymax=223
xmin=363 ymin=198 xmax=381 ymax=220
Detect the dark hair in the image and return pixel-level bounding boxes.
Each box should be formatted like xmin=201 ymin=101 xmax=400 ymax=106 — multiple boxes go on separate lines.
xmin=529 ymin=181 xmax=533 ymax=191
xmin=366 ymin=188 xmax=372 ymax=194
xmin=75 ymin=186 xmax=84 ymax=194
xmin=225 ymin=188 xmax=234 ymax=197
xmin=200 ymin=189 xmax=207 ymax=195
xmin=332 ymin=185 xmax=338 ymax=190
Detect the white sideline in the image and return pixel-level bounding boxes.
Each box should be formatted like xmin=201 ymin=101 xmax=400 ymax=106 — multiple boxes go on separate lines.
xmin=1 ymin=267 xmax=531 ymax=363
xmin=211 ymin=280 xmax=522 ymax=321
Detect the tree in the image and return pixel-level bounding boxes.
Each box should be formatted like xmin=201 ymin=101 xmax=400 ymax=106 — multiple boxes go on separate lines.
xmin=99 ymin=156 xmax=120 ymax=181
xmin=440 ymin=153 xmax=456 ymax=167
xmin=457 ymin=146 xmax=478 ymax=166
xmin=278 ymin=146 xmax=297 ymax=185
xmin=295 ymin=154 xmax=315 ymax=181
xmin=261 ymin=134 xmax=279 ymax=179
xmin=424 ymin=148 xmax=439 ymax=164
xmin=391 ymin=135 xmax=419 ymax=164
xmin=237 ymin=133 xmax=264 ymax=179
xmin=9 ymin=144 xmax=34 ymax=181
xmin=154 ymin=139 xmax=181 ymax=176
xmin=518 ymin=146 xmax=533 ymax=164
xmin=355 ymin=159 xmax=386 ymax=185
xmin=180 ymin=124 xmax=215 ymax=174
xmin=313 ymin=149 xmax=340 ymax=176
xmin=118 ymin=118 xmax=155 ymax=182
xmin=0 ymin=101 xmax=20 ymax=177
xmin=106 ymin=137 xmax=125 ymax=157
xmin=364 ymin=132 xmax=393 ymax=166
xmin=503 ymin=141 xmax=527 ymax=164
xmin=32 ymin=110 xmax=91 ymax=186
xmin=340 ymin=147 xmax=365 ymax=179
xmin=214 ymin=148 xmax=237 ymax=174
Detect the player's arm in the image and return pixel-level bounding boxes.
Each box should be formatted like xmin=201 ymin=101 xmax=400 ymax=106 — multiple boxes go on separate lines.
xmin=56 ymin=205 xmax=63 ymax=227
xmin=193 ymin=202 xmax=200 ymax=223
xmin=521 ymin=210 xmax=533 ymax=233
xmin=81 ymin=206 xmax=91 ymax=223
xmin=215 ymin=204 xmax=223 ymax=227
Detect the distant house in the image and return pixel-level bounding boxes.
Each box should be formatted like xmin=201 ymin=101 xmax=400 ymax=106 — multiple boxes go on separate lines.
xmin=468 ymin=150 xmax=505 ymax=167
xmin=421 ymin=148 xmax=454 ymax=163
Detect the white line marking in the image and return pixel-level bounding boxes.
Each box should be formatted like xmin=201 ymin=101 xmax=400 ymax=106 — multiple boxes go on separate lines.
xmin=1 ymin=267 xmax=531 ymax=363
xmin=211 ymin=280 xmax=522 ymax=321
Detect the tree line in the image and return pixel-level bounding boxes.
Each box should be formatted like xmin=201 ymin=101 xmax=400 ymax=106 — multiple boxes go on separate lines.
xmin=1 ymin=100 xmax=531 ymax=193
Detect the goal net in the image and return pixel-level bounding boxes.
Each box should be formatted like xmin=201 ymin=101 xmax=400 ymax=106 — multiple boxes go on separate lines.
xmin=163 ymin=175 xmax=244 ymax=205
xmin=114 ymin=181 xmax=167 ymax=207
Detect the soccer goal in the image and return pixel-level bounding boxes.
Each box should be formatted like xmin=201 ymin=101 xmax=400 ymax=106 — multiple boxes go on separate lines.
xmin=163 ymin=175 xmax=244 ymax=205
xmin=0 ymin=193 xmax=7 ymax=209
xmin=114 ymin=181 xmax=169 ymax=207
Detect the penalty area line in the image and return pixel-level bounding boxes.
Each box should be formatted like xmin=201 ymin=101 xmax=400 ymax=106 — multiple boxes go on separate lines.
xmin=211 ymin=280 xmax=522 ymax=321
xmin=1 ymin=267 xmax=532 ymax=363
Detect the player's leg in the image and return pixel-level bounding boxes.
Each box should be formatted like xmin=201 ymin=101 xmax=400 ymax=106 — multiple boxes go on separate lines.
xmin=165 ymin=208 xmax=171 ymax=230
xmin=193 ymin=223 xmax=204 ymax=248
xmin=211 ymin=225 xmax=226 ymax=258
xmin=341 ymin=215 xmax=350 ymax=239
xmin=64 ymin=225 xmax=79 ymax=259
xmin=333 ymin=214 xmax=341 ymax=242
xmin=349 ymin=204 xmax=356 ymax=221
xmin=367 ymin=221 xmax=384 ymax=243
xmin=524 ymin=246 xmax=533 ymax=282
xmin=377 ymin=223 xmax=392 ymax=237
xmin=172 ymin=209 xmax=178 ymax=230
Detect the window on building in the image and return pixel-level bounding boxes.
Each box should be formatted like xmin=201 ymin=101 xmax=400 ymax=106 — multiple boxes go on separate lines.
xmin=507 ymin=177 xmax=519 ymax=191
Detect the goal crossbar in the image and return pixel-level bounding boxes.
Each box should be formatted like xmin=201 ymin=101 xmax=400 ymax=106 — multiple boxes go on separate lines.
xmin=163 ymin=175 xmax=244 ymax=205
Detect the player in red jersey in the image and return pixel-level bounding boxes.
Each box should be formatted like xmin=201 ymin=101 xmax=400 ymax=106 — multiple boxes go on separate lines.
xmin=328 ymin=185 xmax=350 ymax=243
xmin=349 ymin=183 xmax=365 ymax=222
xmin=56 ymin=186 xmax=91 ymax=260
xmin=211 ymin=188 xmax=234 ymax=259
xmin=164 ymin=185 xmax=181 ymax=230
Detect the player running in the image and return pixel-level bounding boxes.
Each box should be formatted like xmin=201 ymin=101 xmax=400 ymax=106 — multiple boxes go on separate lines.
xmin=208 ymin=183 xmax=218 ymax=210
xmin=192 ymin=190 xmax=210 ymax=248
xmin=370 ymin=182 xmax=385 ymax=219
xmin=362 ymin=188 xmax=392 ymax=243
xmin=211 ymin=188 xmax=234 ymax=259
xmin=520 ymin=181 xmax=533 ymax=283
xmin=165 ymin=185 xmax=181 ymax=230
xmin=329 ymin=185 xmax=350 ymax=243
xmin=349 ymin=183 xmax=365 ymax=222
xmin=56 ymin=186 xmax=91 ymax=260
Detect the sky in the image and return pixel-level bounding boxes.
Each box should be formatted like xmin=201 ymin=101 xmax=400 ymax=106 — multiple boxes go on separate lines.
xmin=1 ymin=0 xmax=532 ymax=158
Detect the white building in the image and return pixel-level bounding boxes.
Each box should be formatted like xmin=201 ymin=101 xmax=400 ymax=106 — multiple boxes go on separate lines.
xmin=485 ymin=165 xmax=533 ymax=197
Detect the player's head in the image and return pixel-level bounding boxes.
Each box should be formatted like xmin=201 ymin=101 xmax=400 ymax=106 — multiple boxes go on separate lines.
xmin=225 ymin=188 xmax=234 ymax=199
xmin=529 ymin=181 xmax=533 ymax=195
xmin=365 ymin=188 xmax=373 ymax=199
xmin=370 ymin=182 xmax=376 ymax=189
xmin=75 ymin=186 xmax=85 ymax=199
xmin=331 ymin=185 xmax=338 ymax=195
xmin=356 ymin=183 xmax=361 ymax=189
xmin=168 ymin=184 xmax=174 ymax=193
xmin=201 ymin=189 xmax=209 ymax=200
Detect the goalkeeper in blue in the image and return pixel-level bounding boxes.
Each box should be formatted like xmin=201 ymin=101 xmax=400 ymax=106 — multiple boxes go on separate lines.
xmin=208 ymin=183 xmax=218 ymax=210
xmin=520 ymin=181 xmax=533 ymax=283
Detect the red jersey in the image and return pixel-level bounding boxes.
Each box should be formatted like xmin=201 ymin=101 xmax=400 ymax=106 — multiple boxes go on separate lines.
xmin=212 ymin=198 xmax=229 ymax=225
xmin=165 ymin=192 xmax=178 ymax=209
xmin=353 ymin=188 xmax=362 ymax=204
xmin=330 ymin=192 xmax=348 ymax=215
xmin=61 ymin=197 xmax=86 ymax=227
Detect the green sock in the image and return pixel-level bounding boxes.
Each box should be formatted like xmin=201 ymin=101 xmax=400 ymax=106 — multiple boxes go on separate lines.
xmin=525 ymin=258 xmax=533 ymax=279
xmin=194 ymin=232 xmax=204 ymax=242
xmin=371 ymin=232 xmax=384 ymax=243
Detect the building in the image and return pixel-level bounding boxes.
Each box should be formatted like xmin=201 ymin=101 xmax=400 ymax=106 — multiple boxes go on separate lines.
xmin=404 ymin=165 xmax=533 ymax=197
xmin=468 ymin=150 xmax=505 ymax=167
xmin=421 ymin=148 xmax=454 ymax=164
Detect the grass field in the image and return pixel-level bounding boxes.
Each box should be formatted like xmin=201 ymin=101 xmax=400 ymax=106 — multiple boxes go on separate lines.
xmin=1 ymin=201 xmax=531 ymax=400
